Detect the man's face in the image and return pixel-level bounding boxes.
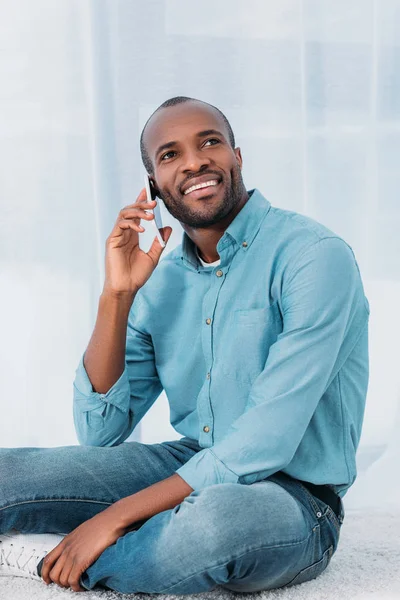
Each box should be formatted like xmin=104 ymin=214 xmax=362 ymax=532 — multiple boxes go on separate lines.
xmin=143 ymin=102 xmax=246 ymax=228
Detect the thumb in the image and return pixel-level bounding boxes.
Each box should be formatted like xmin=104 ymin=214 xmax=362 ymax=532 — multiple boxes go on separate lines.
xmin=147 ymin=226 xmax=173 ymax=264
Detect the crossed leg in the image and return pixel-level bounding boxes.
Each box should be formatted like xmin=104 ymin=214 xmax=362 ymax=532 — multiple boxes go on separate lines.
xmin=0 ymin=440 xmax=340 ymax=594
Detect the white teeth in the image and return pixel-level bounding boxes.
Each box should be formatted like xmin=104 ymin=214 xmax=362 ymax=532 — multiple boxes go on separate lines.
xmin=183 ymin=180 xmax=218 ymax=195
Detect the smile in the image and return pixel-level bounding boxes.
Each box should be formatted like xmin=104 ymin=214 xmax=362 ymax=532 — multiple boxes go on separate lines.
xmin=183 ymin=180 xmax=219 ymax=195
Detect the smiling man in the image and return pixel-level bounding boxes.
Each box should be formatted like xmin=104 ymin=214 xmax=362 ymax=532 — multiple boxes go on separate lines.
xmin=0 ymin=97 xmax=369 ymax=595
xmin=141 ymin=99 xmax=248 ymax=254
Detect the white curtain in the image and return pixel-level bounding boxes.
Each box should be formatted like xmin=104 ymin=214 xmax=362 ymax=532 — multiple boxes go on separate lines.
xmin=1 ymin=0 xmax=399 ymax=510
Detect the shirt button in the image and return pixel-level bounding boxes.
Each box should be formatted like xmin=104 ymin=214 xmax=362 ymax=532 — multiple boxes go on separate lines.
xmin=206 ymin=372 xmax=210 ymax=379
xmin=203 ymin=426 xmax=210 ymax=433
xmin=216 ymin=270 xmax=223 ymax=277
xmin=242 ymin=241 xmax=248 ymax=247
xmin=206 ymin=318 xmax=212 ymax=325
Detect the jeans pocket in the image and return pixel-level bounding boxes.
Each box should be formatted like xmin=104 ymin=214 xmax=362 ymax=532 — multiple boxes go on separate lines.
xmin=284 ymin=545 xmax=333 ymax=588
xmin=325 ymin=505 xmax=342 ymax=536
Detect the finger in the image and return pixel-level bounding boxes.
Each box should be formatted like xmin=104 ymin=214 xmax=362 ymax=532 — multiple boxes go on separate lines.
xmin=41 ymin=544 xmax=64 ymax=584
xmin=121 ymin=190 xmax=155 ymax=211
xmin=117 ymin=219 xmax=147 ymax=233
xmin=121 ymin=201 xmax=156 ymax=214
xmin=58 ymin=557 xmax=75 ymax=589
xmin=125 ymin=187 xmax=147 ymax=206
xmin=68 ymin=560 xmax=87 ymax=593
xmin=119 ymin=207 xmax=155 ymax=221
xmin=111 ymin=209 xmax=154 ymax=237
xmin=49 ymin=553 xmax=69 ymax=588
xmin=113 ymin=211 xmax=154 ymax=236
xmin=137 ymin=187 xmax=147 ymax=202
xmin=147 ymin=226 xmax=173 ymax=264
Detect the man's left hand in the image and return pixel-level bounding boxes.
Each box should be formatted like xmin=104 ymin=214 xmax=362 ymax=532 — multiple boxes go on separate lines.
xmin=40 ymin=508 xmax=127 ymax=592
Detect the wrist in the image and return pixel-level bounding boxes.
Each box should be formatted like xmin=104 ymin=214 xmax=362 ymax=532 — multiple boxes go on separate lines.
xmin=101 ymin=287 xmax=137 ymax=306
xmin=107 ymin=497 xmax=138 ymax=532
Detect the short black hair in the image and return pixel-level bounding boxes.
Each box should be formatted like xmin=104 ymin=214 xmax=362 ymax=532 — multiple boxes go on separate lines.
xmin=140 ymin=96 xmax=236 ymax=174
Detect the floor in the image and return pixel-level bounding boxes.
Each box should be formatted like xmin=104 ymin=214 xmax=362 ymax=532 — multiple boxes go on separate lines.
xmin=1 ymin=509 xmax=399 ymax=600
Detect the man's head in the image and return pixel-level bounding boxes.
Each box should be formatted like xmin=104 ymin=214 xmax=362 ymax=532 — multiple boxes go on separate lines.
xmin=140 ymin=96 xmax=248 ymax=229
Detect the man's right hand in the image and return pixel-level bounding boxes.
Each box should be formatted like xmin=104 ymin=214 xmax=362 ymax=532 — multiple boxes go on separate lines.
xmin=103 ymin=188 xmax=173 ymax=296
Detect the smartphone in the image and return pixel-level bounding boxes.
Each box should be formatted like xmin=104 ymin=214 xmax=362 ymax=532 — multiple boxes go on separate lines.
xmin=144 ymin=173 xmax=165 ymax=248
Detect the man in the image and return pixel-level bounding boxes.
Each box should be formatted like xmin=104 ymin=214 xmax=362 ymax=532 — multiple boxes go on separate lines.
xmin=0 ymin=96 xmax=369 ymax=594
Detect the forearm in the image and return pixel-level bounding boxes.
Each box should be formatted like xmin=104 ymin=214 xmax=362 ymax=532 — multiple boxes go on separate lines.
xmin=83 ymin=290 xmax=136 ymax=394
xmin=108 ymin=474 xmax=194 ymax=530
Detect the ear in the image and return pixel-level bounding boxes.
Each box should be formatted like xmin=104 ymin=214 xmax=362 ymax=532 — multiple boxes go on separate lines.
xmin=234 ymin=147 xmax=243 ymax=170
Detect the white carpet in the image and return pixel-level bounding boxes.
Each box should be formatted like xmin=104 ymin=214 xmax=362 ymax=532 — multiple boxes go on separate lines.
xmin=0 ymin=509 xmax=399 ymax=600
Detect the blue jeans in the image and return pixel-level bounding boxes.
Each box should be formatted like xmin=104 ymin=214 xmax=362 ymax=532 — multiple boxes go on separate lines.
xmin=0 ymin=437 xmax=344 ymax=594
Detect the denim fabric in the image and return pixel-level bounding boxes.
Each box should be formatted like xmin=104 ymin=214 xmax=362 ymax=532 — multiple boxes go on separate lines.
xmin=0 ymin=438 xmax=343 ymax=594
xmin=73 ymin=189 xmax=369 ymax=497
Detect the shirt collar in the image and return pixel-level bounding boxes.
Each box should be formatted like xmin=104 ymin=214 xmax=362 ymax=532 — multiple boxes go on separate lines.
xmin=180 ymin=189 xmax=271 ymax=270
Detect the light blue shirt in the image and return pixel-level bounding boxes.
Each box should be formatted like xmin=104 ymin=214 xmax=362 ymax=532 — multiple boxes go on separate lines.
xmin=73 ymin=189 xmax=369 ymax=497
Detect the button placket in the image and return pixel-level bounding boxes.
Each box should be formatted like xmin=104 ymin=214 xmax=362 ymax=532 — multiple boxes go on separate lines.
xmin=199 ymin=279 xmax=217 ymax=445
xmin=199 ymin=256 xmax=230 ymax=445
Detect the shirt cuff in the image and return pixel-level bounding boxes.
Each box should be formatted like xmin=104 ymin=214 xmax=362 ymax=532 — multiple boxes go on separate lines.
xmin=175 ymin=448 xmax=239 ymax=492
xmin=73 ymin=354 xmax=131 ymax=414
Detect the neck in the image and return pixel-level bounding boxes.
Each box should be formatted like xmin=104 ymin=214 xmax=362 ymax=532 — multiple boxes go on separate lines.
xmin=183 ymin=189 xmax=249 ymax=263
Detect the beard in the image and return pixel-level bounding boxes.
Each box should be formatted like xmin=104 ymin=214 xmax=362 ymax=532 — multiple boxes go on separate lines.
xmin=157 ymin=163 xmax=245 ymax=228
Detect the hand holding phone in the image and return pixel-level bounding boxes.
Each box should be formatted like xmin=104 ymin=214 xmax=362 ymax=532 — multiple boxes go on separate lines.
xmin=144 ymin=174 xmax=165 ymax=248
xmin=103 ymin=186 xmax=172 ymax=297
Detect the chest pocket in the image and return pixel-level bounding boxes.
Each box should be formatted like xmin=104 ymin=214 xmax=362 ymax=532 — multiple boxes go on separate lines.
xmin=220 ymin=301 xmax=282 ymax=383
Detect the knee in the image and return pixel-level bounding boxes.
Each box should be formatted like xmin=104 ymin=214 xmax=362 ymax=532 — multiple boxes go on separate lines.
xmin=0 ymin=448 xmax=47 ymax=506
xmin=180 ymin=481 xmax=308 ymax=551
xmin=177 ymin=483 xmax=253 ymax=554
xmin=0 ymin=449 xmax=23 ymax=503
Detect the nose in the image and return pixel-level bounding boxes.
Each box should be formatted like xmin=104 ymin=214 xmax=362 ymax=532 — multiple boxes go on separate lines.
xmin=181 ymin=147 xmax=212 ymax=173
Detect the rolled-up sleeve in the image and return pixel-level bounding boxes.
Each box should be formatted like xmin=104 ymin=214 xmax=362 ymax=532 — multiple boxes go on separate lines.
xmin=175 ymin=237 xmax=369 ymax=491
xmin=73 ymin=292 xmax=163 ymax=446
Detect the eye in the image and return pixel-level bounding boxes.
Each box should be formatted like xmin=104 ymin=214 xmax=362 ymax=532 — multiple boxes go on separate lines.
xmin=203 ymin=138 xmax=220 ymax=147
xmin=160 ymin=150 xmax=176 ymax=161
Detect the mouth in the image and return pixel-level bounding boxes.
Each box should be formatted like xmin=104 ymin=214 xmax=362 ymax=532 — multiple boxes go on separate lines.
xmin=182 ymin=178 xmax=221 ymax=200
